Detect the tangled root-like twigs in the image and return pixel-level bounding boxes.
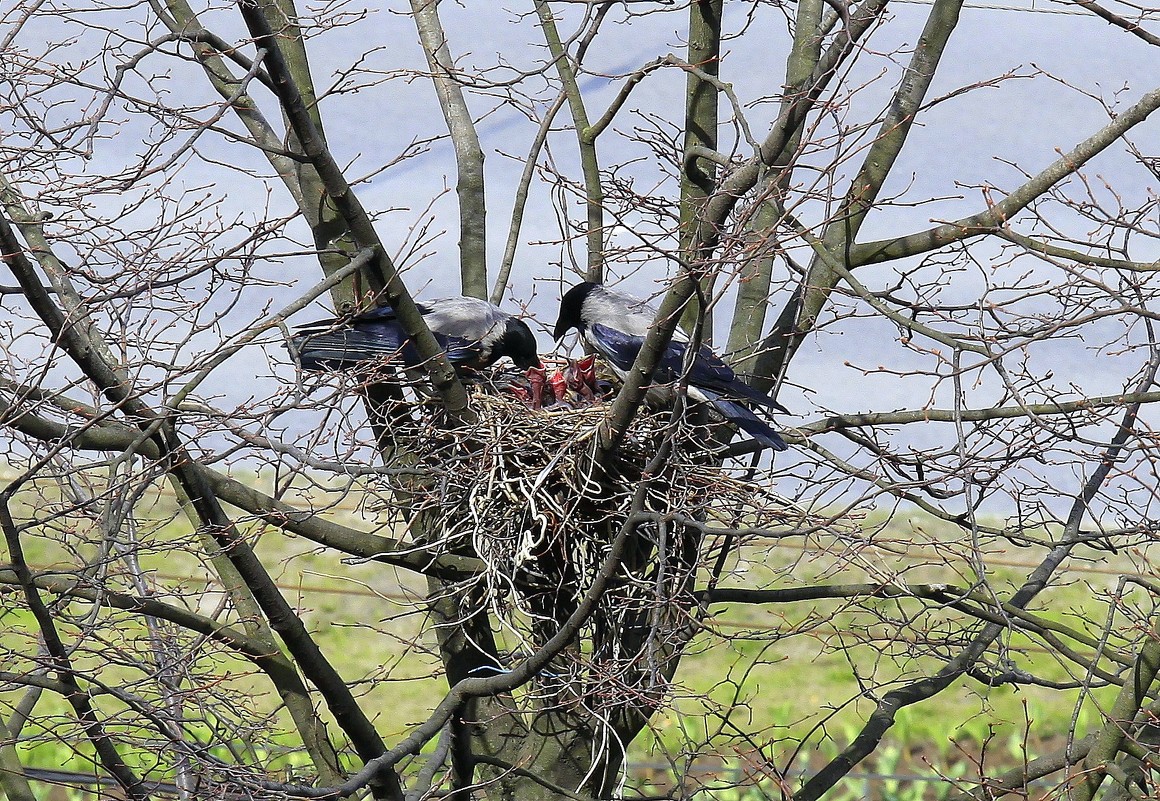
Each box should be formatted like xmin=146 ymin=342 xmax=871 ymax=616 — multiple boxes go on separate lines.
xmin=376 ymin=386 xmax=796 ymax=700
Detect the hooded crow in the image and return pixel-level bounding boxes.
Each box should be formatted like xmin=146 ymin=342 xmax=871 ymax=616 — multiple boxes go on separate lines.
xmin=553 ymin=281 xmax=788 ymax=450
xmin=291 ymin=296 xmax=542 ymax=374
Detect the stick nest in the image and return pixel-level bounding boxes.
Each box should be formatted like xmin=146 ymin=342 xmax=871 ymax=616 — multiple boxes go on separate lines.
xmin=384 ymin=386 xmax=794 ymax=648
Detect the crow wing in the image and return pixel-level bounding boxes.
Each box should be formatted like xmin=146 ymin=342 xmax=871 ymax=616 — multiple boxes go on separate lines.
xmin=587 ymin=323 xmax=787 ymax=414
xmin=291 ymin=299 xmax=490 ymax=370
xmin=694 ymin=387 xmax=789 ymax=451
xmin=585 ymin=324 xmax=787 ymax=450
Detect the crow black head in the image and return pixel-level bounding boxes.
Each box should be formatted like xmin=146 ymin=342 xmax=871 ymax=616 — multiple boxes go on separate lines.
xmin=498 ymin=317 xmax=542 ymax=369
xmin=553 ymin=281 xmax=599 ymax=341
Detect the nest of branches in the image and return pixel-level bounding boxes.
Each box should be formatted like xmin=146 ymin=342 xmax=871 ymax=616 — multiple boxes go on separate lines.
xmin=380 ymin=379 xmax=795 ymax=685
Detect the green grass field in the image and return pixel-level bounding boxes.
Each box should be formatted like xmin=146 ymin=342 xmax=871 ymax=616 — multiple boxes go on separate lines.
xmin=1 ymin=475 xmax=1138 ymax=798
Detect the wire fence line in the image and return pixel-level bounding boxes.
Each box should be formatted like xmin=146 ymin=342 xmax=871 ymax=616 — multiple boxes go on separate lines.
xmin=893 ymin=0 xmax=1092 ymax=14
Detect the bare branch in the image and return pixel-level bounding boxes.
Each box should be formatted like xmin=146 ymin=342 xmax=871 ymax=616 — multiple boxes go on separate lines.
xmin=850 ymin=83 xmax=1160 ymax=266
xmin=536 ymin=0 xmax=606 ymax=283
xmin=791 ymin=0 xmax=964 ymax=363
xmin=0 ymin=500 xmax=152 ymax=800
xmin=236 ymin=0 xmax=470 ymax=420
xmin=0 ymin=715 xmax=37 ymax=801
xmin=1069 ymin=0 xmax=1160 ymax=46
xmin=794 ymin=331 xmax=1160 ymax=801
xmin=410 ymin=0 xmax=488 ymax=298
xmin=1073 ymin=617 xmax=1160 ymax=800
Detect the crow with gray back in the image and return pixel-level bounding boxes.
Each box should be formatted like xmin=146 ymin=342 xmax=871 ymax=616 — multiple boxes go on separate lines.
xmin=553 ymin=281 xmax=788 ymax=451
